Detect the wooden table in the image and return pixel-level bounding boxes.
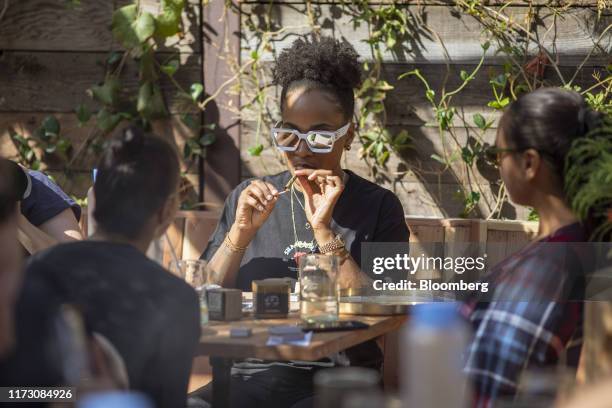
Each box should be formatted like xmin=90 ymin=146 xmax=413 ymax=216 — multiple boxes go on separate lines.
xmin=197 ymin=313 xmax=407 ymax=407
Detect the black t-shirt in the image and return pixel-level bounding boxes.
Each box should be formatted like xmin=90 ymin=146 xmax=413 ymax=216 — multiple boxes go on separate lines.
xmin=201 ymin=169 xmax=410 ymax=290
xmin=22 ymin=241 xmax=200 ymax=408
xmin=21 ymin=170 xmax=81 ymax=226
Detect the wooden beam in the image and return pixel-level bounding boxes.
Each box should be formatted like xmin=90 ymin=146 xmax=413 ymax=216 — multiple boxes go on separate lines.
xmin=202 ymin=2 xmax=242 ymax=204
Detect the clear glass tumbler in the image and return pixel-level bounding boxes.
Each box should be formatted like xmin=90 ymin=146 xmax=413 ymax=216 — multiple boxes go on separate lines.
xmin=299 ymin=254 xmax=339 ymax=323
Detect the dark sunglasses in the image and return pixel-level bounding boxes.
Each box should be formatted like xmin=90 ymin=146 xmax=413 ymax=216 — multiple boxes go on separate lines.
xmin=484 ymin=146 xmax=555 ymax=167
xmin=483 ymin=146 xmax=524 ymax=165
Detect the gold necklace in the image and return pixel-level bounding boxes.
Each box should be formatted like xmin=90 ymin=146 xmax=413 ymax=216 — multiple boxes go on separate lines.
xmin=291 ymin=186 xmax=311 ymax=230
xmin=290 ymin=184 xmax=315 ymax=247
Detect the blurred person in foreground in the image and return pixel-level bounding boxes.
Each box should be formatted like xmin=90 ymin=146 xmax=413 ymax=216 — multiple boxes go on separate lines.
xmin=463 ymin=88 xmax=609 ymax=407
xmin=18 ymin=127 xmax=200 ymax=408
xmin=0 ymin=158 xmax=27 ymax=358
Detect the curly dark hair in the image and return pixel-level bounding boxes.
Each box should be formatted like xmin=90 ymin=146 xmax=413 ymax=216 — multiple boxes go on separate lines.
xmin=273 ymin=36 xmax=362 ymax=121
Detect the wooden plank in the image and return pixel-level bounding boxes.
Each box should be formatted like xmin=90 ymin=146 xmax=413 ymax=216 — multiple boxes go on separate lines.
xmin=162 ymin=218 xmax=186 ymax=271
xmin=202 ymin=1 xmax=242 ymax=204
xmin=0 ymin=0 xmax=201 ymax=53
xmin=197 ymin=314 xmax=407 ymax=360
xmin=382 ymin=64 xmax=608 ymax=126
xmin=0 ymin=51 xmax=201 ymax=113
xmin=486 ymin=219 xmax=539 ymax=233
xmin=241 ymin=4 xmax=610 ymax=65
xmin=382 ymin=328 xmax=401 ymax=391
xmin=407 ymin=224 xmax=445 ymax=243
xmin=0 ymin=113 xmax=203 ymax=193
xmin=485 ymin=228 xmax=511 ymax=268
xmin=242 ymin=1 xmax=602 ymax=5
xmin=240 ymin=62 xmax=607 ymax=133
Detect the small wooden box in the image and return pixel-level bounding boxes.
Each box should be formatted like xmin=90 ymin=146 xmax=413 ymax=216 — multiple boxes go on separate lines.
xmin=207 ymin=288 xmax=242 ymax=321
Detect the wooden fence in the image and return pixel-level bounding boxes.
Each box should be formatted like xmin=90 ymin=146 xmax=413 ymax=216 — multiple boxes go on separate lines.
xmin=128 ymin=212 xmax=539 ymax=270
xmin=2 ymin=1 xmax=609 ymax=219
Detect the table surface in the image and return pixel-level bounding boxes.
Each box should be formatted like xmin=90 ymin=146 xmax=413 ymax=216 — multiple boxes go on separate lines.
xmin=197 ymin=313 xmax=407 ymax=361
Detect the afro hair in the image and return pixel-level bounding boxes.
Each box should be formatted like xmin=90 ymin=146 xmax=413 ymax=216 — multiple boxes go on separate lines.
xmin=273 ymin=36 xmax=362 ymax=120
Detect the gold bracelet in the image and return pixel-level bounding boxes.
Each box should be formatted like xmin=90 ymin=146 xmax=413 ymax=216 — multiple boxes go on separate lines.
xmin=223 ymin=233 xmax=248 ymax=253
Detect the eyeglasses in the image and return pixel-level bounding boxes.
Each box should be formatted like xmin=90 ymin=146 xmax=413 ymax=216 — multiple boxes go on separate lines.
xmin=483 ymin=146 xmax=523 ymax=165
xmin=270 ymin=122 xmax=351 ymax=153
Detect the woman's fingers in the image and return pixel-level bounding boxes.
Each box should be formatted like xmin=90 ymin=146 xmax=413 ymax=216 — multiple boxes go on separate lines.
xmin=244 ymin=195 xmax=264 ymax=212
xmin=254 ymin=180 xmax=278 ymax=199
xmin=247 ymin=182 xmax=270 ymax=206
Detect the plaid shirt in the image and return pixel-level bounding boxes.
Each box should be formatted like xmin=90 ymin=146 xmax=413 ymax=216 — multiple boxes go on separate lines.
xmin=462 ymin=223 xmax=588 ymax=408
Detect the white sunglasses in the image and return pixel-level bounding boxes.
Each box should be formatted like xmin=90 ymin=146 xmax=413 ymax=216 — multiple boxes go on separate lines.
xmin=270 ymin=122 xmax=351 ymax=153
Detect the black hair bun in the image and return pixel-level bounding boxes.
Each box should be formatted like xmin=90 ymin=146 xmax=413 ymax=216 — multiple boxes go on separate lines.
xmin=109 ymin=126 xmax=145 ymax=161
xmin=273 ymin=36 xmax=362 ymax=91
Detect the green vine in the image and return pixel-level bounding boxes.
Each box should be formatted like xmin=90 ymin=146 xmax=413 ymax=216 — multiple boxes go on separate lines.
xmin=6 ymin=0 xmax=611 ymax=220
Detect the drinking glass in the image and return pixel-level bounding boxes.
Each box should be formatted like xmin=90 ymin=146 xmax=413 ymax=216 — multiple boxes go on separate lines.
xmin=169 ymin=260 xmax=209 ymax=325
xmin=299 ymin=254 xmax=339 ymax=323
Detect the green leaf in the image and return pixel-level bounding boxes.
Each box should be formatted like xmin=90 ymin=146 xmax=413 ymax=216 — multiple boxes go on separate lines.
xmin=96 ymin=108 xmax=123 ymax=133
xmin=487 ymin=98 xmax=511 ymax=110
xmin=42 ymin=116 xmax=60 ymax=137
xmin=386 ymin=31 xmax=396 ymax=49
xmin=425 ymin=89 xmax=435 ymax=103
xmin=181 ymin=113 xmax=199 ymax=130
xmin=155 ymin=0 xmax=185 ymax=38
xmin=376 ymin=80 xmax=394 ymax=91
xmin=89 ymin=78 xmax=120 ymax=106
xmin=374 ymin=141 xmax=384 ymax=157
xmin=250 ymin=50 xmax=259 ymax=61
xmin=56 ymin=138 xmax=71 ymax=153
xmin=460 ymin=70 xmax=469 ymax=81
xmin=377 ymin=150 xmax=390 ymax=165
xmin=45 ymin=145 xmax=57 ymax=154
xmin=112 ymin=5 xmax=155 ymax=49
xmin=135 ymin=12 xmax=155 ymax=42
xmin=137 ymin=82 xmax=168 ymax=119
xmin=498 ymin=97 xmax=510 ymax=108
xmin=393 ymin=130 xmax=411 ymax=147
xmin=190 ymin=83 xmax=203 ymax=102
xmin=482 ymin=41 xmax=490 ymax=51
xmin=248 ymin=144 xmax=264 ymax=156
xmin=76 ymin=104 xmax=92 ymax=125
xmin=490 ymin=74 xmax=507 ymax=88
xmin=473 ymin=113 xmax=486 ymax=130
xmin=112 ymin=5 xmax=138 ymax=47
xmin=461 ymin=147 xmax=475 ymax=166
xmin=107 ymin=51 xmax=123 ymax=66
xmin=527 ymin=208 xmax=539 ymax=221
xmin=430 ymin=153 xmax=447 ymax=165
xmin=139 ymin=50 xmax=158 ymax=82
xmin=370 ymin=102 xmax=384 ymax=114
xmin=199 ymin=132 xmax=216 ymax=146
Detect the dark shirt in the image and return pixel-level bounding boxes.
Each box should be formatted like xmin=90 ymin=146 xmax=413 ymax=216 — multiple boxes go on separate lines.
xmin=23 ymin=241 xmax=200 ymax=408
xmin=201 ymin=169 xmax=410 ymax=291
xmin=20 ymin=170 xmax=81 ymax=226
xmin=462 ymin=222 xmax=589 ymax=408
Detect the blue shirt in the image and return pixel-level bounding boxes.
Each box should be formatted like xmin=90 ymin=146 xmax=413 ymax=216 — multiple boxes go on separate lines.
xmin=20 ymin=170 xmax=81 ymax=226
